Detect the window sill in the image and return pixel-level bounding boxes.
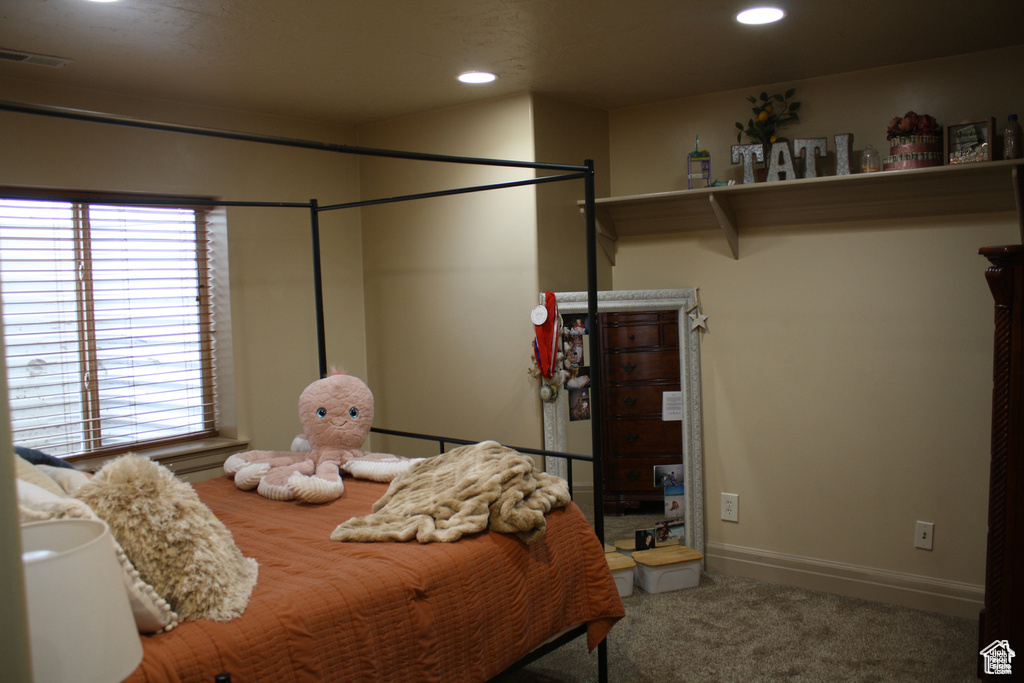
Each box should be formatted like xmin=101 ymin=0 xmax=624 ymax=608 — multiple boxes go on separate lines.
xmin=75 ymin=437 xmax=250 ymax=482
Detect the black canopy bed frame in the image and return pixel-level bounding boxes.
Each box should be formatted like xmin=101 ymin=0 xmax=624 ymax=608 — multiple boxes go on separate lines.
xmin=1 ymin=99 xmax=611 ymax=682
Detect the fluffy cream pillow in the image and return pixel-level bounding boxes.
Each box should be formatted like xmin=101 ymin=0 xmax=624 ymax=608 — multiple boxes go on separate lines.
xmin=14 ymin=461 xmax=178 ymax=633
xmin=76 ymin=454 xmax=258 ymax=622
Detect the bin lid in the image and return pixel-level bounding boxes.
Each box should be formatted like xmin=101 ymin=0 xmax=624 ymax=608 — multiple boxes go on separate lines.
xmin=605 ymin=552 xmax=636 ymax=571
xmin=633 ymin=545 xmax=703 ymax=567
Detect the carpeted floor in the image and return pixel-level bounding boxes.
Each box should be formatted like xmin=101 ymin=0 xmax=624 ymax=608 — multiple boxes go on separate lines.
xmin=494 ymin=511 xmax=980 ymax=682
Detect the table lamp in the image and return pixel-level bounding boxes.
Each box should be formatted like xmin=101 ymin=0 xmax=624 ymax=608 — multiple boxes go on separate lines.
xmin=21 ymin=518 xmax=143 ymax=682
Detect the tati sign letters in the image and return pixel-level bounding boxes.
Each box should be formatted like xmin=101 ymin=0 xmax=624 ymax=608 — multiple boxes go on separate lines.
xmin=732 ymin=134 xmax=854 ymax=184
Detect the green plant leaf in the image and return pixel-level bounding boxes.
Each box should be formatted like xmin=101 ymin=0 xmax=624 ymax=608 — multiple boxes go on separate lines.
xmin=785 ymin=88 xmax=796 ymax=99
xmin=746 ymin=95 xmax=757 ymax=104
xmin=759 ymin=91 xmax=769 ymax=102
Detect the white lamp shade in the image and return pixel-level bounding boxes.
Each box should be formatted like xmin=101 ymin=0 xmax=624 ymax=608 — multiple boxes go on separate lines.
xmin=21 ymin=519 xmax=143 ymax=682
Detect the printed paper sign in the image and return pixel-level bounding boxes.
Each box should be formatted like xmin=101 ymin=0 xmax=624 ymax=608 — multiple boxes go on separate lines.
xmin=662 ymin=391 xmax=683 ymax=421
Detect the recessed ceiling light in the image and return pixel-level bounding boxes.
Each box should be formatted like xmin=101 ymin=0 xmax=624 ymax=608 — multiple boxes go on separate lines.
xmin=736 ymin=7 xmax=785 ymax=24
xmin=458 ymin=71 xmax=497 ymax=84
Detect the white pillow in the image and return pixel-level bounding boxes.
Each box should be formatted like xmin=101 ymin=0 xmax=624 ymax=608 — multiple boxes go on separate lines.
xmin=35 ymin=463 xmax=90 ymax=496
xmin=14 ymin=456 xmax=65 ymax=497
xmin=17 ymin=478 xmax=95 ymax=521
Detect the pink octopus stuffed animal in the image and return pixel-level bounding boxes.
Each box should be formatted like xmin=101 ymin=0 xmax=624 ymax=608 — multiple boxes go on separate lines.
xmin=223 ymin=371 xmax=416 ymax=503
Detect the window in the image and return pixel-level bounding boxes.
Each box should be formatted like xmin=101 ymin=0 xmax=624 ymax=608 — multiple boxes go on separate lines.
xmin=0 ymin=192 xmax=217 ymax=459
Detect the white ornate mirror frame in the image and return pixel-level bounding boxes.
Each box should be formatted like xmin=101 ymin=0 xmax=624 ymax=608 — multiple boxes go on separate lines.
xmin=542 ymin=289 xmax=705 ymax=555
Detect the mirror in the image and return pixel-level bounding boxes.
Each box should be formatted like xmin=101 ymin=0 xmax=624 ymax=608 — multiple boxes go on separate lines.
xmin=542 ymin=289 xmax=705 ymax=554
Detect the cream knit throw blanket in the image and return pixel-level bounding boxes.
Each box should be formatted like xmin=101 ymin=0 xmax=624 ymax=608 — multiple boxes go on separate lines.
xmin=330 ymin=441 xmax=570 ymax=544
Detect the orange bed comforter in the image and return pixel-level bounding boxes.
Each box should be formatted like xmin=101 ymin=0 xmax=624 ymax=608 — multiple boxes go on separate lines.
xmin=125 ymin=474 xmax=623 ymax=683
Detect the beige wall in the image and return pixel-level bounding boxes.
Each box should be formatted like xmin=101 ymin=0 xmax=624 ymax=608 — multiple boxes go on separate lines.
xmin=5 ymin=44 xmax=1023 ymax=618
xmin=610 ymin=45 xmax=1024 ymax=195
xmin=606 ymin=46 xmax=1024 ymax=601
xmin=532 ymin=94 xmax=613 ymax=294
xmin=0 ymin=77 xmax=366 ymax=452
xmin=357 ymin=94 xmax=545 ymax=456
xmin=356 ymin=94 xmax=613 ymax=463
xmin=531 ymin=95 xmax=614 ymax=490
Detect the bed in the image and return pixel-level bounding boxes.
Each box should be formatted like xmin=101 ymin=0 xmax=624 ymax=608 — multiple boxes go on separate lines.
xmin=2 ymin=99 xmax=617 ymax=682
xmin=125 ymin=473 xmax=622 ymax=683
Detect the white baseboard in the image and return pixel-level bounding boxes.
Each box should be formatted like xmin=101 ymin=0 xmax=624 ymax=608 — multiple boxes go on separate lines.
xmin=705 ymin=541 xmax=983 ymax=620
xmin=570 ymin=484 xmax=594 ymax=510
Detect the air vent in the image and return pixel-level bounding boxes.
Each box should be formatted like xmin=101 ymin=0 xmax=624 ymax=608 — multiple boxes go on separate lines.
xmin=0 ymin=48 xmax=73 ymax=68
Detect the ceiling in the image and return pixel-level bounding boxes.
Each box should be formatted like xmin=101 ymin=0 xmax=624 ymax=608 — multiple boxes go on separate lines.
xmin=2 ymin=0 xmax=1023 ymax=126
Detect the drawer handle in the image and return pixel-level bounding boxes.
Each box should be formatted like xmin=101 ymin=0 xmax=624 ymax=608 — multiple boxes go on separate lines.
xmin=625 ymin=470 xmax=641 ymax=481
xmin=627 ymin=333 xmax=635 ymax=340
xmin=621 ymin=362 xmax=637 ymax=373
xmin=622 ymin=396 xmax=637 ymax=406
xmin=625 ymin=432 xmax=640 ymax=443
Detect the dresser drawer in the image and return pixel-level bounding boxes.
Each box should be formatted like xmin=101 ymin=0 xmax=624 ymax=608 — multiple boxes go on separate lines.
xmin=606 ymin=418 xmax=682 ymax=454
xmin=605 ymin=456 xmax=682 ymax=492
xmin=602 ymin=311 xmax=661 ymax=325
xmin=603 ymin=324 xmax=662 ymax=350
xmin=605 ymin=384 xmax=681 ymax=416
xmin=604 ymin=349 xmax=680 ymax=382
xmin=602 ymin=315 xmax=679 ymax=351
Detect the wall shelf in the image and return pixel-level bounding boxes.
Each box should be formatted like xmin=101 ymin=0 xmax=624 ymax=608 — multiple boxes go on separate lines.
xmin=583 ymin=159 xmax=1024 ymax=259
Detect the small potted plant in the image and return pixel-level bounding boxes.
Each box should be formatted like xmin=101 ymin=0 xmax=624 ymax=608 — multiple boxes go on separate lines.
xmin=735 ymin=88 xmax=800 ymax=177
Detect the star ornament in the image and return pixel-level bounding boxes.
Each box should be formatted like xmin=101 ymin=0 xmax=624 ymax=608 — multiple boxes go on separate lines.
xmin=689 ymin=310 xmax=708 ymax=331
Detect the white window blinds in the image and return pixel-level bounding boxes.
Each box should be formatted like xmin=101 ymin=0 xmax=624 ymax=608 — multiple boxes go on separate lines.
xmin=0 ymin=194 xmax=217 ymax=459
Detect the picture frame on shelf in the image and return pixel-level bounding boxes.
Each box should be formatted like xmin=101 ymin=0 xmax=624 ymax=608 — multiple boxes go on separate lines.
xmin=947 ymin=118 xmax=995 ymax=164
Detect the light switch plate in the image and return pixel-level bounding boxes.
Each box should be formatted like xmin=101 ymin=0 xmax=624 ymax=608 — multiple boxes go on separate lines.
xmin=915 ymin=521 xmax=934 ymax=550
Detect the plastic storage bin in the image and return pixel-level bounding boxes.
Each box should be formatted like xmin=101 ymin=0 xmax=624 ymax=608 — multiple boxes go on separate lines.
xmin=632 ymin=545 xmax=703 ymax=593
xmin=605 ymin=551 xmax=636 ymax=597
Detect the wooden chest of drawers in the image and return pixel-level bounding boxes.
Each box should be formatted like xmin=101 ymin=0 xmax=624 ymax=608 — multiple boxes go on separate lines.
xmin=598 ymin=310 xmax=682 ymax=514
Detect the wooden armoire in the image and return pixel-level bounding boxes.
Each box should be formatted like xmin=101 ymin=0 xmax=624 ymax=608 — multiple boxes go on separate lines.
xmin=598 ymin=309 xmax=683 ymax=514
xmin=978 ymin=245 xmax=1023 ymax=680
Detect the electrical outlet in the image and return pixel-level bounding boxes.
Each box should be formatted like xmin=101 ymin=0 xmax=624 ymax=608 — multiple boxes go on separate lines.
xmin=721 ymin=493 xmax=739 ymax=522
xmin=915 ymin=521 xmax=934 ymax=550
